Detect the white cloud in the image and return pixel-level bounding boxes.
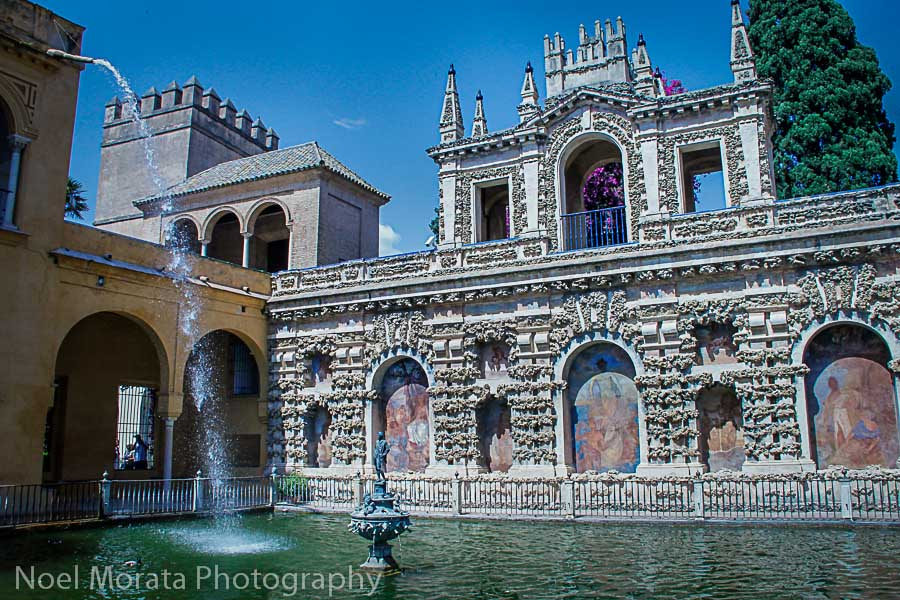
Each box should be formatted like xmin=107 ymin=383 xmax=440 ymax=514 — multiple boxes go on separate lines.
xmin=379 ymin=223 xmax=402 ymax=256
xmin=333 ymin=117 xmax=367 ymax=130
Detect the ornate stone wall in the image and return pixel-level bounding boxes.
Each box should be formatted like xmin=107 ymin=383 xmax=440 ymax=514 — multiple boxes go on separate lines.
xmin=268 ymin=215 xmax=900 ymax=475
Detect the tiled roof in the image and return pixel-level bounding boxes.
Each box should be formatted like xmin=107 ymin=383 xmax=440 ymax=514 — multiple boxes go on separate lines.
xmin=136 ymin=142 xmax=389 ymax=204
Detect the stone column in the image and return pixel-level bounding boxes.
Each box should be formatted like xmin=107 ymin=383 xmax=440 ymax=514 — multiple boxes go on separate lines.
xmin=163 ymin=417 xmax=176 ymax=482
xmin=2 ymin=135 xmax=31 ymax=227
xmin=200 ymin=241 xmax=209 ymax=257
xmin=242 ymin=233 xmax=252 ymax=268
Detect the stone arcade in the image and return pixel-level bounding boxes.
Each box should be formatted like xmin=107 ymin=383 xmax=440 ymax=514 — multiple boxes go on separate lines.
xmin=266 ymin=3 xmax=900 ymax=478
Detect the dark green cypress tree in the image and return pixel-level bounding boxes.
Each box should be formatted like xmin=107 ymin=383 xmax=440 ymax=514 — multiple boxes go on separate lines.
xmin=748 ymin=0 xmax=897 ymax=198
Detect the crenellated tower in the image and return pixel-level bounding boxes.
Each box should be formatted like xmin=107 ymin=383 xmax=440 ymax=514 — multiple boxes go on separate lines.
xmin=95 ymin=76 xmax=278 ymax=228
xmin=544 ymin=16 xmax=631 ymax=97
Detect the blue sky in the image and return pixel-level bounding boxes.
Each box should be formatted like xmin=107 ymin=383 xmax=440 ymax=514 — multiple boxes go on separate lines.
xmin=46 ymin=0 xmax=900 ymax=255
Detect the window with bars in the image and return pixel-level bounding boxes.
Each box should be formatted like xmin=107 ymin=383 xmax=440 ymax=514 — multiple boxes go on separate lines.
xmin=114 ymin=385 xmax=155 ymax=470
xmin=231 ymin=337 xmax=259 ymax=395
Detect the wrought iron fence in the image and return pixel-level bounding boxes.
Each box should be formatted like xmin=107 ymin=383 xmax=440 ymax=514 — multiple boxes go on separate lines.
xmin=3 ymin=472 xmax=900 ymax=529
xmin=560 ymin=205 xmax=628 ymax=251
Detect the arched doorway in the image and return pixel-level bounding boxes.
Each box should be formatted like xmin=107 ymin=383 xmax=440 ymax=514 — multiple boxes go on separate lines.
xmin=165 ymin=218 xmax=201 ymax=254
xmin=560 ymin=137 xmax=627 ymax=250
xmin=565 ymin=342 xmax=640 ymax=473
xmin=803 ymin=324 xmax=899 ymax=469
xmin=173 ymin=330 xmax=264 ymax=478
xmin=50 ymin=312 xmax=165 ymax=482
xmin=248 ymin=204 xmax=290 ymax=272
xmin=373 ymin=358 xmax=430 ymax=473
xmin=696 ymin=384 xmax=744 ymax=472
xmin=205 ymin=210 xmax=242 ymax=265
xmin=476 ymin=396 xmax=512 ymax=472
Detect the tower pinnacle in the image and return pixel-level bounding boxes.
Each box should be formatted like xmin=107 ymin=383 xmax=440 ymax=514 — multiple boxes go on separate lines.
xmin=472 ymin=90 xmax=488 ymax=137
xmin=439 ymin=64 xmax=465 ymax=143
xmin=517 ymin=62 xmax=540 ymax=123
xmin=730 ymin=0 xmax=757 ymax=82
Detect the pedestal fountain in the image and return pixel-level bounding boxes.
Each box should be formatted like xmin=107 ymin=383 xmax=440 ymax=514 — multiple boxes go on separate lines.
xmin=348 ymin=432 xmax=411 ymax=574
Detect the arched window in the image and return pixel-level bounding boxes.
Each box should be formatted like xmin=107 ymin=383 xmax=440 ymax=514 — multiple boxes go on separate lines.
xmin=248 ymin=204 xmax=290 ymax=272
xmin=565 ymin=343 xmax=639 ymax=473
xmin=165 ymin=218 xmax=201 ymax=254
xmin=206 ymin=211 xmax=242 ymax=265
xmin=561 ymin=138 xmax=627 ymax=250
xmin=0 ymin=99 xmax=28 ymax=228
xmin=374 ymin=358 xmax=430 ymax=473
xmin=803 ymin=324 xmax=899 ymax=469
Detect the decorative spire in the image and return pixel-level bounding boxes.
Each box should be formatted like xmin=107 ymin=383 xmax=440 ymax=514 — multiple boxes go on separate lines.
xmin=633 ymin=33 xmax=658 ymax=97
xmin=439 ymin=64 xmax=464 ymax=143
xmin=730 ymin=0 xmax=757 ymax=82
xmin=517 ymin=62 xmax=540 ymax=123
xmin=472 ymin=90 xmax=488 ymax=137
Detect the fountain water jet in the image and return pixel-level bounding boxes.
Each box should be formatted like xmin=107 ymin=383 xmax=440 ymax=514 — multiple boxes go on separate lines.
xmin=54 ymin=48 xmax=232 ymax=493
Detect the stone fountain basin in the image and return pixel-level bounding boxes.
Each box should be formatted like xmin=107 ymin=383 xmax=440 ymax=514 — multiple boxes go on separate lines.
xmin=348 ymin=510 xmax=411 ymax=544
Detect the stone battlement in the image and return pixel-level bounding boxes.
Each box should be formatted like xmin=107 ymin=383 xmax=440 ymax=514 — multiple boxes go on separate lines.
xmin=544 ymin=17 xmax=633 ymax=97
xmin=103 ymin=76 xmax=278 ymax=151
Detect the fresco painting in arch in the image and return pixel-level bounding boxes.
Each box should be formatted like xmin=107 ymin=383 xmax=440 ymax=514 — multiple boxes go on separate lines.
xmin=478 ymin=399 xmax=513 ymax=472
xmin=306 ymin=406 xmax=332 ymax=468
xmin=697 ymin=386 xmax=744 ymax=472
xmin=694 ymin=322 xmax=739 ymax=366
xmin=567 ymin=343 xmax=639 ymax=473
xmin=805 ymin=325 xmax=900 ymax=469
xmin=381 ymin=358 xmax=430 ymax=472
xmin=479 ymin=343 xmax=510 ymax=380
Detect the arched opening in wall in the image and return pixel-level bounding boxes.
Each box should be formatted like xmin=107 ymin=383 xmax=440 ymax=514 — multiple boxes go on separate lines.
xmin=206 ymin=211 xmax=242 ymax=265
xmin=696 ymin=384 xmax=744 ymax=472
xmin=565 ymin=342 xmax=639 ymax=473
xmin=165 ymin=218 xmax=201 ymax=254
xmin=0 ymin=98 xmax=15 ymax=225
xmin=477 ymin=341 xmax=510 ymax=380
xmin=50 ymin=312 xmax=164 ymax=482
xmin=249 ymin=204 xmax=290 ymax=272
xmin=475 ymin=181 xmax=510 ymax=242
xmin=373 ymin=358 xmax=430 ymax=473
xmin=476 ymin=396 xmax=512 ymax=472
xmin=561 ymin=138 xmax=627 ymax=250
xmin=304 ymin=405 xmax=332 ymax=468
xmin=173 ymin=330 xmax=264 ymax=478
xmin=803 ymin=324 xmax=899 ymax=469
xmin=693 ymin=322 xmax=739 ymax=366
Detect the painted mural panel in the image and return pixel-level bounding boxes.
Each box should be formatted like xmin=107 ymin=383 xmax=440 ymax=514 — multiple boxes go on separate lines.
xmin=478 ymin=343 xmax=510 ymax=380
xmin=805 ymin=325 xmax=899 ymax=469
xmin=305 ymin=406 xmax=332 ymax=468
xmin=694 ymin=323 xmax=739 ymax=366
xmin=698 ymin=386 xmax=744 ymax=472
xmin=477 ymin=399 xmax=513 ymax=472
xmin=567 ymin=344 xmax=639 ymax=473
xmin=381 ymin=359 xmax=430 ymax=472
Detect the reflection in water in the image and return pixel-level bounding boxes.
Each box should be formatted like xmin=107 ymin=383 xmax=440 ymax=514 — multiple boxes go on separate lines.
xmin=1 ymin=513 xmax=899 ymax=599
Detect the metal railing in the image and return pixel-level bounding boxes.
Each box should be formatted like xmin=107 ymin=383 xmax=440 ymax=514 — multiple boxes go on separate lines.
xmin=560 ymin=205 xmax=628 ymax=250
xmin=4 ymin=472 xmax=900 ymax=528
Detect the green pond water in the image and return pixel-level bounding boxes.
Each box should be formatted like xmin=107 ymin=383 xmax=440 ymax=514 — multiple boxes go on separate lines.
xmin=1 ymin=512 xmax=898 ymax=599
